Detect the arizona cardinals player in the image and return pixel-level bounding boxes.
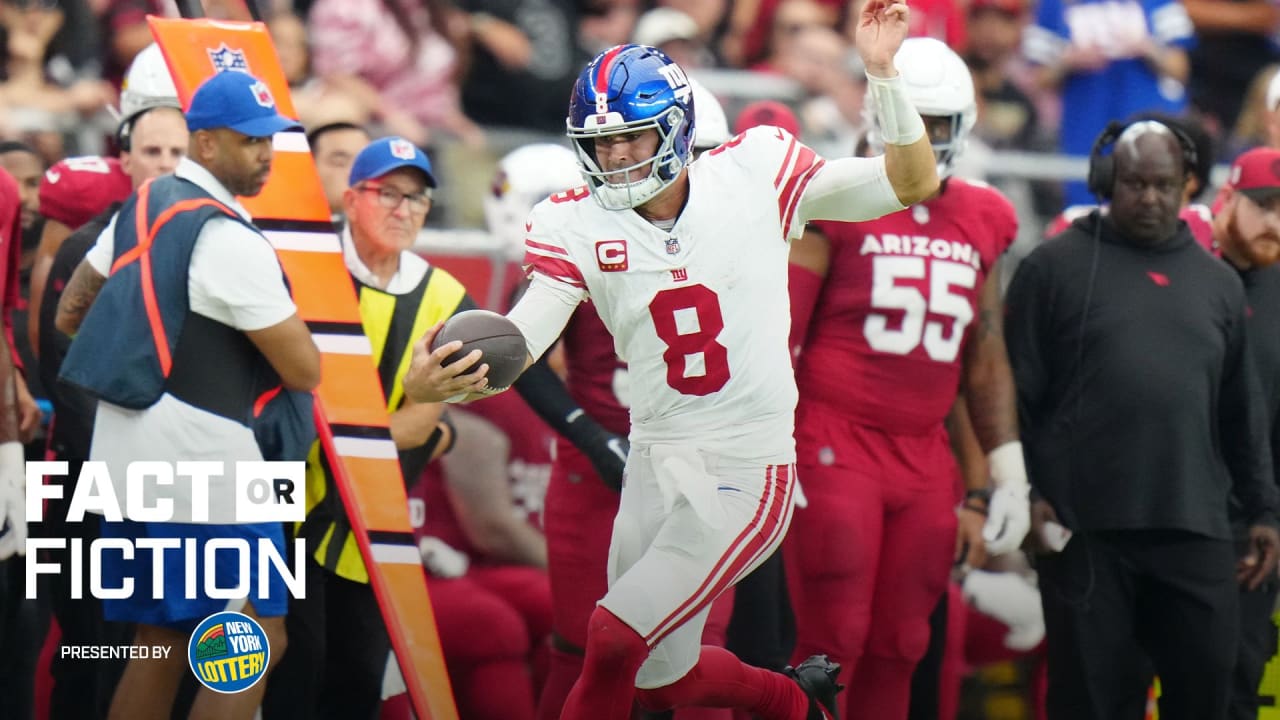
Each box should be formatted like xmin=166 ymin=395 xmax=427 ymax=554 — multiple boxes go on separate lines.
xmin=785 ymin=37 xmax=1030 ymax=720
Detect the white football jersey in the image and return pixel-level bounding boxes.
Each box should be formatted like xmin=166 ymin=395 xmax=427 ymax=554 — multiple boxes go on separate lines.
xmin=522 ymin=126 xmax=834 ymax=461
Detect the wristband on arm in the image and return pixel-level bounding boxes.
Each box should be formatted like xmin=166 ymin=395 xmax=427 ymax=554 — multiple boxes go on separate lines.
xmin=866 ymin=71 xmax=927 ymax=146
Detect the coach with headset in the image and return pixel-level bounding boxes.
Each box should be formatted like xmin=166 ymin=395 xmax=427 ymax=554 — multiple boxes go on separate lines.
xmin=1004 ymin=119 xmax=1280 ymax=720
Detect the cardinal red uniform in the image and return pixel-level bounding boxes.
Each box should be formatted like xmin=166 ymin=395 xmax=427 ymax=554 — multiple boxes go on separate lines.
xmin=409 ymin=390 xmax=555 ymax=720
xmin=1048 ymin=203 xmax=1217 ymax=254
xmin=38 ymin=156 xmax=132 ymax=231
xmin=785 ymin=178 xmax=1017 ymax=719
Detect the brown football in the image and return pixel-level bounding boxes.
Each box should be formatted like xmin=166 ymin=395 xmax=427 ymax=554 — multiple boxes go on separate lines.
xmin=428 ymin=309 xmax=527 ymax=390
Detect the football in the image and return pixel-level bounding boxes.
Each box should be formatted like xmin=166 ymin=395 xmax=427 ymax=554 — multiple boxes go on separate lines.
xmin=429 ymin=310 xmax=528 ymax=390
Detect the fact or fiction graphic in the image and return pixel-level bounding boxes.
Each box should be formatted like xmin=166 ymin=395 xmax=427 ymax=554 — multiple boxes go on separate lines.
xmin=187 ymin=611 xmax=270 ymax=693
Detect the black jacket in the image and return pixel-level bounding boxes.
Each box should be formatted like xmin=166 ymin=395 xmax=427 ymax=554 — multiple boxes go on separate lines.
xmin=1006 ymin=211 xmax=1278 ymax=538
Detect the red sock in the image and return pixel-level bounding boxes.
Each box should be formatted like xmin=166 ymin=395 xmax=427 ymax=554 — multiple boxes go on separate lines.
xmin=536 ymin=646 xmax=584 ymax=720
xmin=560 ymin=607 xmax=649 ymax=720
xmin=636 ymin=646 xmax=809 ymax=720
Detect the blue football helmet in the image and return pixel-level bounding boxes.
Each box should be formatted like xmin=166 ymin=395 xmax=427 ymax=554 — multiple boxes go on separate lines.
xmin=566 ymin=44 xmax=696 ymax=210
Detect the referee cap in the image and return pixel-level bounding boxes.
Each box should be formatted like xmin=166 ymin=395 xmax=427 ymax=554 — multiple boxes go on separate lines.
xmin=185 ymin=71 xmax=301 ymax=138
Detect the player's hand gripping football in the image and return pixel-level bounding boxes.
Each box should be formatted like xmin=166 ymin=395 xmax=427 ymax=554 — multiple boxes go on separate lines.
xmin=0 ymin=441 xmax=27 ymax=561
xmin=856 ymin=0 xmax=911 ymax=77
xmin=403 ymin=322 xmax=491 ymax=404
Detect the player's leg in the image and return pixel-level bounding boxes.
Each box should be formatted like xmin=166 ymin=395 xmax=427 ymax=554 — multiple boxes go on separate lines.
xmin=673 ymin=591 xmax=737 ymax=720
xmin=467 ymin=565 xmax=554 ymax=693
xmin=725 ymin=550 xmax=795 ymax=672
xmin=785 ymin=403 xmax=886 ymax=695
xmin=1135 ymin=532 xmax=1237 ymax=720
xmin=560 ymin=446 xmax=668 ymax=720
xmin=845 ymin=431 xmax=957 ymax=719
xmin=597 ymin=449 xmax=833 ymax=719
xmin=537 ymin=444 xmax=620 ymax=720
xmin=430 ymin=574 xmax=537 ymax=720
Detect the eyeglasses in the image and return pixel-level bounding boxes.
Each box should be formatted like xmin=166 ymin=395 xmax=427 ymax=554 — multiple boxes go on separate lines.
xmin=357 ymin=183 xmax=432 ymax=213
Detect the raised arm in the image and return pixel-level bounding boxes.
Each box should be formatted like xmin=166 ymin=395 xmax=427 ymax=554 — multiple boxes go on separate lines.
xmin=856 ymin=0 xmax=939 ymax=205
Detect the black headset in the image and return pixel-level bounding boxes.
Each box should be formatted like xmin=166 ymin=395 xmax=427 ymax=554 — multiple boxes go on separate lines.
xmin=1086 ymin=119 xmax=1199 ymax=200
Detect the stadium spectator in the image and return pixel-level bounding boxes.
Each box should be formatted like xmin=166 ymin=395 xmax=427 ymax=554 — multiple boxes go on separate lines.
xmin=458 ymin=0 xmax=588 ymax=134
xmin=1185 ymin=0 xmax=1280 ymax=137
xmin=307 ymin=0 xmax=485 ymax=147
xmin=1023 ymin=0 xmax=1195 ymax=208
xmin=1005 ymin=120 xmax=1280 ymax=720
xmin=632 ymin=7 xmax=715 ymax=71
xmin=0 ymin=0 xmax=114 ymax=153
xmin=56 ymin=70 xmax=319 ymax=720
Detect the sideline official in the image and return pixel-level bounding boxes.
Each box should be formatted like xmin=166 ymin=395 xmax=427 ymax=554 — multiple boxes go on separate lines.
xmin=56 ymin=70 xmax=320 ymax=720
xmin=1006 ymin=120 xmax=1280 ymax=720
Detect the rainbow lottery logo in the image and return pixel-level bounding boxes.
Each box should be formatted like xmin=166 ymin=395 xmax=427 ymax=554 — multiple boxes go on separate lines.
xmin=187 ymin=611 xmax=270 ymax=693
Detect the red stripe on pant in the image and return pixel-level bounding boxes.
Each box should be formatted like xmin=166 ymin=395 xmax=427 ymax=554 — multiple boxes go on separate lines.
xmin=644 ymin=465 xmax=793 ymax=647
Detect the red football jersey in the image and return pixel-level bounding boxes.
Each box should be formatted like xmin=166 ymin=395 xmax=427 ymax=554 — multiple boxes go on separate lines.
xmin=799 ymin=179 xmax=1017 ymax=434
xmin=1047 ymin=203 xmax=1217 ymax=254
xmin=562 ymin=300 xmax=630 ymax=437
xmin=410 ymin=390 xmax=555 ymax=561
xmin=38 ymin=156 xmax=132 ymax=230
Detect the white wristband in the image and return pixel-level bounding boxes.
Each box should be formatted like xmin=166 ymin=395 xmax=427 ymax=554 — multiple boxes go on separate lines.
xmin=988 ymin=441 xmax=1028 ymax=491
xmin=866 ymin=71 xmax=927 ymax=146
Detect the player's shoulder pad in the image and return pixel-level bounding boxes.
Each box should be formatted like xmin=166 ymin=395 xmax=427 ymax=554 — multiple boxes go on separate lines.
xmin=701 ymin=124 xmax=801 ymax=170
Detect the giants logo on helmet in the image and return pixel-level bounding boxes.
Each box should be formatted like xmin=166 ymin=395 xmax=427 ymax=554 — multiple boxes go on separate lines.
xmin=596 ymin=240 xmax=628 ymax=272
xmin=656 ymin=64 xmax=691 ymax=103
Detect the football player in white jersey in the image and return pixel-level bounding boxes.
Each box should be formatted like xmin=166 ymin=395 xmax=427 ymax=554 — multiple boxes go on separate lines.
xmin=403 ymin=2 xmax=938 ymax=718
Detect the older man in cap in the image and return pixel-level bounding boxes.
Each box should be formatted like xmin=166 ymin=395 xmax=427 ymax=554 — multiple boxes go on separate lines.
xmin=264 ymin=136 xmax=471 ymax=720
xmin=56 ymin=70 xmax=321 ymax=720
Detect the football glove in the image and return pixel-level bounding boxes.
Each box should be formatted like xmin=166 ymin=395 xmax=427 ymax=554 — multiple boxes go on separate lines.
xmin=982 ymin=442 xmax=1031 ymax=556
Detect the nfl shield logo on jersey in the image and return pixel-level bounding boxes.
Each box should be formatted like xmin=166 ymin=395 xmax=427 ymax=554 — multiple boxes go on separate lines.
xmin=665 ymin=237 xmax=681 ymax=255
xmin=207 ymin=43 xmax=250 ymax=74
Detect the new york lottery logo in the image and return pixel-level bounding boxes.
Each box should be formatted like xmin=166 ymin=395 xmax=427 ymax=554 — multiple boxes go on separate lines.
xmin=189 ymin=612 xmax=270 ymax=693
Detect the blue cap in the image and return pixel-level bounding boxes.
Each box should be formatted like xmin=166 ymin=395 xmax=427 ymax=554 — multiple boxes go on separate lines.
xmin=185 ymin=71 xmax=301 ymax=138
xmin=348 ymin=137 xmax=437 ymax=188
